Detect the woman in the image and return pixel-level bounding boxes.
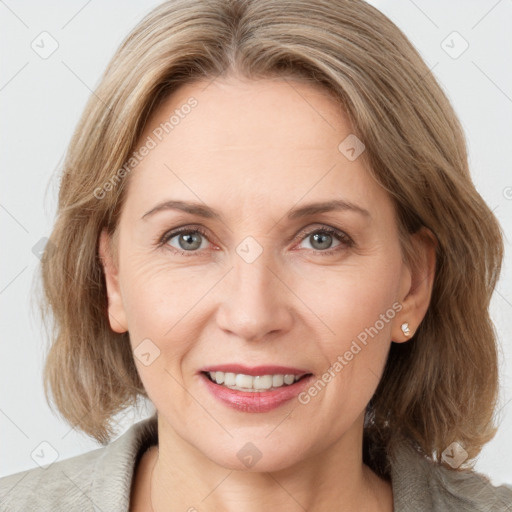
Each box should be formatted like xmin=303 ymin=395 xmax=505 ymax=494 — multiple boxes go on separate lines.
xmin=1 ymin=0 xmax=511 ymax=510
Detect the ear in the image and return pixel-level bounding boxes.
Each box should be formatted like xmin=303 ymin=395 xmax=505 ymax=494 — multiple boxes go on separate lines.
xmin=99 ymin=228 xmax=128 ymax=333
xmin=393 ymin=226 xmax=437 ymax=343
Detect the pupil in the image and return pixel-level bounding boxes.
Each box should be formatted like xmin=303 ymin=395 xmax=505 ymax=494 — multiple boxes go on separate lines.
xmin=180 ymin=233 xmax=201 ymax=250
xmin=312 ymin=232 xmax=332 ymax=250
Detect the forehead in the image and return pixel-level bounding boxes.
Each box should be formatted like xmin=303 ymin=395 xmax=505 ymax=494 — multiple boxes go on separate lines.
xmin=123 ymin=76 xmax=391 ymax=221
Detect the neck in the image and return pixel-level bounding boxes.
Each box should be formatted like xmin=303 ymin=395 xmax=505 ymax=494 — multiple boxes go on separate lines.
xmin=146 ymin=413 xmax=392 ymax=512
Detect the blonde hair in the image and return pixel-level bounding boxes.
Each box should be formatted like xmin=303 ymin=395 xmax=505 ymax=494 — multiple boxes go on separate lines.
xmin=40 ymin=0 xmax=504 ymax=473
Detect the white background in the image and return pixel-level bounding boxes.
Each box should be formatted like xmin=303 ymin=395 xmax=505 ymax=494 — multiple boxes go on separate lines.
xmin=1 ymin=0 xmax=511 ymax=486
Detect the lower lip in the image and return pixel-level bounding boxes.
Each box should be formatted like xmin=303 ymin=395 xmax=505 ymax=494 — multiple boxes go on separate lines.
xmin=201 ymin=373 xmax=313 ymax=412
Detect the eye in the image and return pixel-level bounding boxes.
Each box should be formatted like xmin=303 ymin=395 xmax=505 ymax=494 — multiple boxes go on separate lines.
xmin=295 ymin=226 xmax=353 ymax=255
xmin=157 ymin=224 xmax=353 ymax=257
xmin=159 ymin=226 xmax=211 ymax=256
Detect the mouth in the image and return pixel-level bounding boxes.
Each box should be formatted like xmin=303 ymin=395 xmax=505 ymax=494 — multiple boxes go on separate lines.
xmin=198 ymin=365 xmax=314 ymax=412
xmin=202 ymin=370 xmax=311 ymax=392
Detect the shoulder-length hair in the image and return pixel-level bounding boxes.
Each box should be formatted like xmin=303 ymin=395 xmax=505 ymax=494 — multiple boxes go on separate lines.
xmin=40 ymin=0 xmax=503 ymax=472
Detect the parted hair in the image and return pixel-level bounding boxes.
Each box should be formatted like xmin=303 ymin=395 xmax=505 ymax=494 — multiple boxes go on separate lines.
xmin=40 ymin=0 xmax=504 ymax=474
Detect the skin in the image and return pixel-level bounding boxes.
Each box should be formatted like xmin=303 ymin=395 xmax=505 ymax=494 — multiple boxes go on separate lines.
xmin=99 ymin=75 xmax=436 ymax=512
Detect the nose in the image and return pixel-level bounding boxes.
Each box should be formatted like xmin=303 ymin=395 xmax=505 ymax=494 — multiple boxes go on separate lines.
xmin=215 ymin=252 xmax=294 ymax=342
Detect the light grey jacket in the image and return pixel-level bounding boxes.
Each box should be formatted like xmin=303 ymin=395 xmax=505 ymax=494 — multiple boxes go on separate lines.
xmin=1 ymin=414 xmax=511 ymax=511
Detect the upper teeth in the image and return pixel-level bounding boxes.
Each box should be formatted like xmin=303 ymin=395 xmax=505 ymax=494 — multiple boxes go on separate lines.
xmin=208 ymin=371 xmax=304 ymax=391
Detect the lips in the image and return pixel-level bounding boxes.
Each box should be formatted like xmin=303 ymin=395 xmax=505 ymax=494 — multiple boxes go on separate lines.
xmin=199 ymin=364 xmax=311 ymax=376
xmin=198 ymin=364 xmax=313 ymax=412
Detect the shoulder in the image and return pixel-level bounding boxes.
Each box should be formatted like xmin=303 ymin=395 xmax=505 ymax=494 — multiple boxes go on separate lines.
xmin=0 ymin=443 xmax=106 ymax=511
xmin=0 ymin=442 xmax=106 ymax=512
xmin=390 ymin=438 xmax=512 ymax=512
xmin=0 ymin=414 xmax=158 ymax=512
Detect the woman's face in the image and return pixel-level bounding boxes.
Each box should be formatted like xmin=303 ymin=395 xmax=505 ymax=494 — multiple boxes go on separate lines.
xmin=102 ymin=76 xmax=417 ymax=471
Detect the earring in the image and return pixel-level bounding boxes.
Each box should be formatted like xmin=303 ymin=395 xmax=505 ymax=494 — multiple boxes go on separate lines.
xmin=401 ymin=322 xmax=411 ymax=337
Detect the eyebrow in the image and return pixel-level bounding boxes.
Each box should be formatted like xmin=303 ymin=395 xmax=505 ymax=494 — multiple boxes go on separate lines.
xmin=141 ymin=199 xmax=371 ymax=221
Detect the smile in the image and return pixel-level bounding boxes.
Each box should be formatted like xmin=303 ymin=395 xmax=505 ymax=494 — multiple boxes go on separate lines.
xmin=199 ymin=365 xmax=314 ymax=412
xmin=205 ymin=371 xmax=309 ymax=391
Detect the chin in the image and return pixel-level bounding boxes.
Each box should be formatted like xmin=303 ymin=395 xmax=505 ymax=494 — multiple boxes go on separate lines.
xmin=195 ymin=434 xmax=311 ymax=473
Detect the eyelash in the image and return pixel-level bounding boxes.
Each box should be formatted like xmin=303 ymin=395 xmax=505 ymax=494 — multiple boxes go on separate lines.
xmin=156 ymin=224 xmax=354 ymax=257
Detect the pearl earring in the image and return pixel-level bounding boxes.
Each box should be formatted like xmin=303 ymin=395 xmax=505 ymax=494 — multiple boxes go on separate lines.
xmin=401 ymin=322 xmax=411 ymax=337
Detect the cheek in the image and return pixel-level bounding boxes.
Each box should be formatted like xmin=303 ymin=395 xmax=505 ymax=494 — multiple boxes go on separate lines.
xmin=120 ymin=249 xmax=203 ymax=327
xmin=119 ymin=260 xmax=206 ymax=408
xmin=121 ymin=243 xmax=401 ymax=353
xmin=296 ymin=256 xmax=401 ymax=350
xmin=293 ymin=254 xmax=401 ymax=408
